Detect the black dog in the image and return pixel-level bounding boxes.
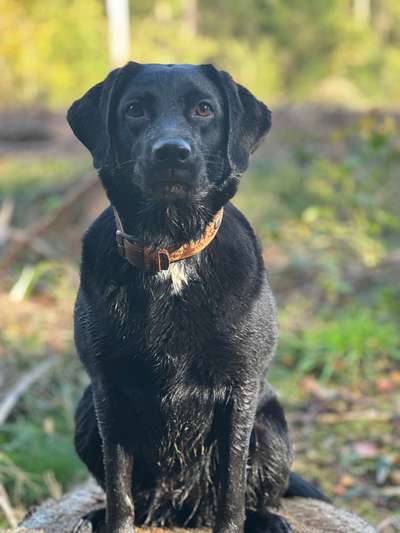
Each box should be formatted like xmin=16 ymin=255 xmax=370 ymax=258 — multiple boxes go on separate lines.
xmin=68 ymin=62 xmax=325 ymax=533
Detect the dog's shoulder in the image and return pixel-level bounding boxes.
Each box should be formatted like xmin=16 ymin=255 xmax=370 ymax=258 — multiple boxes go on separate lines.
xmin=82 ymin=205 xmax=115 ymax=256
xmin=222 ymin=202 xmax=262 ymax=254
xmin=79 ymin=206 xmax=127 ymax=287
xmin=211 ymin=201 xmax=265 ymax=282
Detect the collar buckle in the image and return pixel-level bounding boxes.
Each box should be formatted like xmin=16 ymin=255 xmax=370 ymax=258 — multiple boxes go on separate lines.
xmin=115 ymin=230 xmax=126 ymax=257
xmin=143 ymin=248 xmax=170 ymax=273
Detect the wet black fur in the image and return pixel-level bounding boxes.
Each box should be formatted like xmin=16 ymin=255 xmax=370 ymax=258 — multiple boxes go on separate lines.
xmin=68 ymin=62 xmax=326 ymax=533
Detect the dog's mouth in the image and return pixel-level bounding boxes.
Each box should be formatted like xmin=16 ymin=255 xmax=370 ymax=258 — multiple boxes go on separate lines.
xmin=151 ymin=181 xmax=191 ymax=200
xmin=148 ymin=168 xmax=193 ymax=200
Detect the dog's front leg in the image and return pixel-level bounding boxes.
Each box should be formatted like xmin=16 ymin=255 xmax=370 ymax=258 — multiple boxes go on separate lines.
xmin=215 ymin=385 xmax=258 ymax=533
xmin=93 ymin=382 xmax=134 ymax=533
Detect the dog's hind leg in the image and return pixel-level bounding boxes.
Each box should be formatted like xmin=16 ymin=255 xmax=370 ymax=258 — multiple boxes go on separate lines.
xmin=245 ymin=511 xmax=292 ymax=533
xmin=244 ymin=385 xmax=293 ymax=532
xmin=75 ymin=385 xmax=107 ymax=530
xmin=75 ymin=385 xmax=105 ymax=485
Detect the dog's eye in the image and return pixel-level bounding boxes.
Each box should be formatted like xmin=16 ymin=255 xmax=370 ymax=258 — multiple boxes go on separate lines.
xmin=193 ymin=101 xmax=214 ymax=117
xmin=126 ymin=101 xmax=144 ymax=118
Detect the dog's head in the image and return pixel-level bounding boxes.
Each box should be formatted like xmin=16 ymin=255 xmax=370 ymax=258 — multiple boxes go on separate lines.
xmin=67 ymin=62 xmax=270 ymax=222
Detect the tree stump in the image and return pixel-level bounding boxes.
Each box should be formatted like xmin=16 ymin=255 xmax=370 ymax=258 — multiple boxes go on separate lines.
xmin=9 ymin=478 xmax=376 ymax=533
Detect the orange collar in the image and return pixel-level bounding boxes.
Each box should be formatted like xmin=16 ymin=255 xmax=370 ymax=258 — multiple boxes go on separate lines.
xmin=113 ymin=207 xmax=224 ymax=273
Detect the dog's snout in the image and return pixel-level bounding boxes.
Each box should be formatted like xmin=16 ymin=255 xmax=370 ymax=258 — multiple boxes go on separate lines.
xmin=147 ymin=135 xmax=197 ymax=192
xmin=152 ymin=138 xmax=192 ymax=165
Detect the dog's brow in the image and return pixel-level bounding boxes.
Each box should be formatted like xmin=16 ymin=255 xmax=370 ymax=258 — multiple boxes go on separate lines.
xmin=184 ymin=87 xmax=216 ymax=101
xmin=176 ymin=76 xmax=216 ymax=95
xmin=123 ymin=90 xmax=156 ymax=103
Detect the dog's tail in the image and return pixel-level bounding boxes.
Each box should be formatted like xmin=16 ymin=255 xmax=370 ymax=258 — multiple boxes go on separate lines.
xmin=284 ymin=471 xmax=330 ymax=502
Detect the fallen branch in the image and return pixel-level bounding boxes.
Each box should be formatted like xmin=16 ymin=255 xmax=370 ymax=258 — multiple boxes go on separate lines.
xmin=290 ymin=408 xmax=394 ymax=427
xmin=377 ymin=515 xmax=400 ymax=532
xmin=14 ymin=478 xmax=376 ymax=533
xmin=7 ymin=228 xmax=61 ymax=261
xmin=0 ymin=199 xmax=60 ymax=263
xmin=0 ymin=357 xmax=58 ymax=425
xmin=0 ymin=174 xmax=99 ymax=271
xmin=316 ymin=409 xmax=393 ymax=424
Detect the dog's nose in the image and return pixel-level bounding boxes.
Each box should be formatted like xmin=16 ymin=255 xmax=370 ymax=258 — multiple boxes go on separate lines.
xmin=152 ymin=138 xmax=192 ymax=165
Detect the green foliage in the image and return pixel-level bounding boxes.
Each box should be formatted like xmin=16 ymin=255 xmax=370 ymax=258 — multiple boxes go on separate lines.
xmin=1 ymin=0 xmax=400 ymax=107
xmin=0 ymin=359 xmax=87 ymax=511
xmin=243 ymin=113 xmax=400 ymax=299
xmin=303 ymin=116 xmax=399 ymax=289
xmin=0 ymin=157 xmax=88 ymax=196
xmin=9 ymin=261 xmax=65 ymax=302
xmin=0 ymin=0 xmax=108 ymax=106
xmin=0 ymin=422 xmax=84 ymax=506
xmin=237 ymin=112 xmax=400 ymax=383
xmin=280 ymin=307 xmax=400 ymax=382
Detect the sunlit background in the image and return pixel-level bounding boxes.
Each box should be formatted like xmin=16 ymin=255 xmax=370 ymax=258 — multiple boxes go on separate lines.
xmin=0 ymin=0 xmax=399 ymax=530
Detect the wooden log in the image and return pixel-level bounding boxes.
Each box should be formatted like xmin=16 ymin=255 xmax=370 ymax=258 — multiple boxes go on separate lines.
xmin=12 ymin=478 xmax=376 ymax=533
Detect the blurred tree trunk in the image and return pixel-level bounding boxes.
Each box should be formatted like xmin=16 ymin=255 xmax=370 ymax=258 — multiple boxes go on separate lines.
xmin=105 ymin=0 xmax=131 ymax=67
xmin=353 ymin=0 xmax=371 ymax=25
xmin=182 ymin=0 xmax=198 ymax=35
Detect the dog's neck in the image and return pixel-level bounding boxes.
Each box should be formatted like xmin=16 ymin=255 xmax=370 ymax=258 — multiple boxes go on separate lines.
xmin=113 ymin=205 xmax=224 ymax=273
xmin=111 ymin=199 xmax=218 ymax=249
xmin=99 ymin=169 xmax=239 ymax=249
xmin=100 ymin=169 xmax=238 ymax=250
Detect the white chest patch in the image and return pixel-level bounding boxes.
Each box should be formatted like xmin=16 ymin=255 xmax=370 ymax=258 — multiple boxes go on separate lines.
xmin=158 ymin=262 xmax=191 ymax=295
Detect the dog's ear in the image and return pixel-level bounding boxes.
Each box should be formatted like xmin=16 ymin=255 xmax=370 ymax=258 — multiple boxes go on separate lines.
xmin=67 ymin=62 xmax=141 ymax=169
xmin=203 ymin=66 xmax=271 ymax=174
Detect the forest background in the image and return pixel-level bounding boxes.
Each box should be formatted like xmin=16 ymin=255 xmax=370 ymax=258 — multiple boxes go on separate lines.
xmin=0 ymin=1 xmax=399 ymax=531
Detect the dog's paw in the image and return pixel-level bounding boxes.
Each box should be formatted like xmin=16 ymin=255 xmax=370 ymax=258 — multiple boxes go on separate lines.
xmin=245 ymin=511 xmax=292 ymax=533
xmin=213 ymin=526 xmax=243 ymax=533
xmin=77 ymin=508 xmax=137 ymax=533
xmin=263 ymin=513 xmax=292 ymax=533
xmin=74 ymin=508 xmax=106 ymax=533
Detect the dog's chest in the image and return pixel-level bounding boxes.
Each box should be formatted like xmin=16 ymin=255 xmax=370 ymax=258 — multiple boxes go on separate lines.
xmin=105 ymin=272 xmax=236 ymax=374
xmin=157 ymin=262 xmax=191 ymax=295
xmin=111 ymin=351 xmax=226 ymax=472
xmin=102 ymin=278 xmax=235 ymax=444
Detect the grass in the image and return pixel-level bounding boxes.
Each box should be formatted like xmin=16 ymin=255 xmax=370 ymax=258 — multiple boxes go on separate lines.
xmin=0 ymin=156 xmax=89 ymax=195
xmin=0 ymin=353 xmax=88 ymax=514
xmin=278 ymin=306 xmax=400 ymax=382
